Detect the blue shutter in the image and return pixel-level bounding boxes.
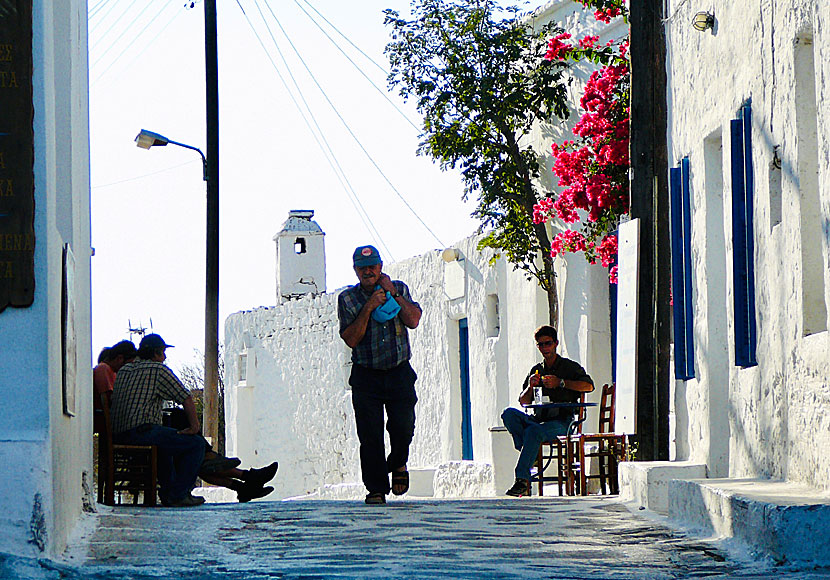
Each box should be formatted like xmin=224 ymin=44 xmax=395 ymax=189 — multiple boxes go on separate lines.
xmin=730 ymin=103 xmax=758 ymax=367
xmin=670 ymin=158 xmax=695 ymax=380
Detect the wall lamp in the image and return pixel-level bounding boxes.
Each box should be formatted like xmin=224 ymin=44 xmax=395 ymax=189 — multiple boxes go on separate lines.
xmin=442 ymin=247 xmax=461 ymax=262
xmin=135 ymin=129 xmax=208 ymax=181
xmin=692 ymin=11 xmax=715 ymax=32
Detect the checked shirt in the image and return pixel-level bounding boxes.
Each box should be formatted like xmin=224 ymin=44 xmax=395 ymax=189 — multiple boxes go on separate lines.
xmin=110 ymin=360 xmax=191 ymax=435
xmin=337 ymin=280 xmax=419 ymax=370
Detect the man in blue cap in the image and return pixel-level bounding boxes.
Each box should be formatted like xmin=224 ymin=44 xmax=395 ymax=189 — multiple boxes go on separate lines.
xmin=338 ymin=245 xmax=422 ymax=504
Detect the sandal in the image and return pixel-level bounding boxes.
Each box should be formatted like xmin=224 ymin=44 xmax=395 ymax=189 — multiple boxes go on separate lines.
xmin=391 ymin=470 xmax=409 ymax=496
xmin=365 ymin=492 xmax=386 ymax=505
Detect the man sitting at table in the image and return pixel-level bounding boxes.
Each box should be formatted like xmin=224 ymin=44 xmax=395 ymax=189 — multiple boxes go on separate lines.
xmin=501 ymin=325 xmax=594 ymax=497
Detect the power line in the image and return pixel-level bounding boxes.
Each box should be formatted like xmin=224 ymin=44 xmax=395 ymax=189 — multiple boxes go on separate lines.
xmin=260 ymin=0 xmax=446 ymax=248
xmin=92 ymin=1 xmax=176 ymax=83
xmin=91 ymin=0 xmax=159 ymax=71
xmin=90 ymin=0 xmax=141 ymax=53
xmin=293 ymin=0 xmax=420 ymax=132
xmin=240 ymin=0 xmax=395 ymax=260
xmin=92 ymin=159 xmax=201 ymax=189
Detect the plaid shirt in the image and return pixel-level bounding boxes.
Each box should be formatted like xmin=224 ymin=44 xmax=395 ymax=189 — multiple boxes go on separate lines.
xmin=338 ymin=280 xmax=419 ymax=370
xmin=110 ymin=360 xmax=191 ymax=434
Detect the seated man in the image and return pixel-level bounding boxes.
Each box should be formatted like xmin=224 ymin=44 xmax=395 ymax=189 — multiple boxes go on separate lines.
xmin=111 ymin=333 xmax=278 ymax=506
xmin=93 ymin=340 xmax=137 ymax=413
xmin=501 ymin=325 xmax=594 ymax=497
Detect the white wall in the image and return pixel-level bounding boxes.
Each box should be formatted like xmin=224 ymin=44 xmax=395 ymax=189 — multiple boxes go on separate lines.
xmin=225 ymin=232 xmax=613 ymax=498
xmin=665 ymin=0 xmax=830 ymax=488
xmin=0 ymin=0 xmax=92 ymax=558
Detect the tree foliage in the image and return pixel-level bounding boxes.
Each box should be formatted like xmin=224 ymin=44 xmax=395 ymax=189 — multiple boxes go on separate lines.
xmin=384 ymin=0 xmax=574 ymax=324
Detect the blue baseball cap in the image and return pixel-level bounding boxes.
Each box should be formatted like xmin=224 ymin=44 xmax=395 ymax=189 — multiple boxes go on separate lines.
xmin=139 ymin=333 xmax=174 ymax=350
xmin=353 ymin=245 xmax=381 ymax=267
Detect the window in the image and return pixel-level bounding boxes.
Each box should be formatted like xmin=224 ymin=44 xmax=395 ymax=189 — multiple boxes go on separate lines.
xmin=294 ymin=237 xmax=306 ymax=254
xmin=795 ymin=34 xmax=827 ymax=335
xmin=670 ymin=157 xmax=695 ymax=379
xmin=730 ymin=103 xmax=758 ymax=367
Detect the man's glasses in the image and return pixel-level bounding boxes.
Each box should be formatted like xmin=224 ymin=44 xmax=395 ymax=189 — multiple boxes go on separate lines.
xmin=536 ymin=340 xmax=555 ymax=348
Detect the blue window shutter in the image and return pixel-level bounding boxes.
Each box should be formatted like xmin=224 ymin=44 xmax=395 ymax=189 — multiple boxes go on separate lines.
xmin=730 ymin=104 xmax=758 ymax=367
xmin=670 ymin=159 xmax=695 ymax=380
xmin=680 ymin=158 xmax=695 ymax=378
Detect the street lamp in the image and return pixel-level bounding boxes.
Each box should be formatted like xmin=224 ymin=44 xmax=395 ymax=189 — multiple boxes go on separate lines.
xmin=134 ymin=128 xmax=219 ymax=448
xmin=135 ymin=129 xmax=207 ymax=181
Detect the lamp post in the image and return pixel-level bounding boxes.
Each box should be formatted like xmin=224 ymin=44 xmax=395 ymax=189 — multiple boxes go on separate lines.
xmin=135 ymin=128 xmax=219 ymax=448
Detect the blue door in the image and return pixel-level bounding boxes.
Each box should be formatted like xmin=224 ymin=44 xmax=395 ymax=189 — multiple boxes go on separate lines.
xmin=459 ymin=318 xmax=473 ymax=460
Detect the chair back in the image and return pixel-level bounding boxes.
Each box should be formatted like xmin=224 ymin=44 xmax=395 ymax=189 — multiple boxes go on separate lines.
xmin=567 ymin=392 xmax=588 ymax=436
xmin=99 ymin=393 xmax=116 ymax=476
xmin=598 ymin=383 xmax=616 ymax=434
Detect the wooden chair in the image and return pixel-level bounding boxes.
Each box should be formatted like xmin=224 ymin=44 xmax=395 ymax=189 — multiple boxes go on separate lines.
xmin=533 ymin=392 xmax=587 ymax=496
xmin=99 ymin=393 xmax=159 ymax=506
xmin=565 ymin=383 xmax=627 ymax=495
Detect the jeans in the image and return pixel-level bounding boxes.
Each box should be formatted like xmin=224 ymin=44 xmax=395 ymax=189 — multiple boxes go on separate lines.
xmin=115 ymin=424 xmax=207 ymax=502
xmin=501 ymin=407 xmax=570 ymax=481
xmin=350 ymin=361 xmax=418 ymax=495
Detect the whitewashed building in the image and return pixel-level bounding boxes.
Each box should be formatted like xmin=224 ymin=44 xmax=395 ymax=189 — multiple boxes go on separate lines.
xmin=0 ymin=1 xmax=93 ymax=559
xmin=223 ymin=2 xmax=624 ymax=500
xmin=619 ymin=0 xmax=830 ymax=565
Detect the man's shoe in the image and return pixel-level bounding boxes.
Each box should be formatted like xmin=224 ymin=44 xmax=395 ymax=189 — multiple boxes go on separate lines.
xmin=163 ymin=493 xmax=206 ymax=507
xmin=365 ymin=492 xmax=386 ymax=505
xmin=505 ymin=478 xmax=531 ymax=497
xmin=245 ymin=461 xmax=278 ymax=487
xmin=237 ymin=483 xmax=273 ymax=503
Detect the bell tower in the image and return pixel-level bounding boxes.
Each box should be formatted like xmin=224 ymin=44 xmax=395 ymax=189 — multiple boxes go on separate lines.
xmin=273 ymin=210 xmax=326 ymax=302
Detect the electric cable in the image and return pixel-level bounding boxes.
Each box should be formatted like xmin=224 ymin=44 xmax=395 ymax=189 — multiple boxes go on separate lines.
xmin=91 ymin=0 xmax=175 ymax=84
xmin=92 ymin=160 xmax=202 ymax=190
xmin=240 ymin=0 xmax=394 ymax=259
xmin=292 ymin=0 xmax=420 ymax=132
xmin=92 ymin=0 xmax=158 ymax=71
xmin=260 ymin=0 xmax=446 ymax=248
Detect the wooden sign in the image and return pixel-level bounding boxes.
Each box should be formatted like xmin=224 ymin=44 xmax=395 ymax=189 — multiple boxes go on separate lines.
xmin=0 ymin=1 xmax=35 ymax=312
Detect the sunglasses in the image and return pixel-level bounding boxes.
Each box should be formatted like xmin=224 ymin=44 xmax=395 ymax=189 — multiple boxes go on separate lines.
xmin=536 ymin=340 xmax=555 ymax=348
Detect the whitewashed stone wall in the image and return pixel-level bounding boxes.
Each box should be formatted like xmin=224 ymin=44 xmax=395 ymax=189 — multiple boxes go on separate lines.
xmin=665 ymin=0 xmax=830 ymax=489
xmin=225 ymin=232 xmax=614 ymax=499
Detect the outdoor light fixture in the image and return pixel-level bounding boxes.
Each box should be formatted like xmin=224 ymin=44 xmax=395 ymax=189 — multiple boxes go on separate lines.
xmin=442 ymin=247 xmax=460 ymax=262
xmin=135 ymin=129 xmax=207 ymax=181
xmin=692 ymin=11 xmax=715 ymax=32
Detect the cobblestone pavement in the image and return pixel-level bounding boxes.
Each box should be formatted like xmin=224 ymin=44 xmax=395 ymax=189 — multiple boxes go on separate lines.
xmin=32 ymin=497 xmax=830 ymax=579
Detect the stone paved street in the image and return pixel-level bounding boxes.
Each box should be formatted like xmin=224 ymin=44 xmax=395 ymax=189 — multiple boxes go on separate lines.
xmin=29 ymin=496 xmax=825 ymax=580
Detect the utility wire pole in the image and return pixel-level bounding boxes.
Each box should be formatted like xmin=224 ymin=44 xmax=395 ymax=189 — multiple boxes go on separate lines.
xmin=629 ymin=0 xmax=671 ymax=461
xmin=203 ymin=0 xmax=220 ymax=448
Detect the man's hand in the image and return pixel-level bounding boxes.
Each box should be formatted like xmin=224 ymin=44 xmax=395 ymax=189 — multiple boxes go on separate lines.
xmin=529 ymin=373 xmax=541 ymax=388
xmin=365 ymin=287 xmax=387 ymax=312
xmin=541 ymin=375 xmax=561 ymax=389
xmin=377 ymin=273 xmax=395 ymax=294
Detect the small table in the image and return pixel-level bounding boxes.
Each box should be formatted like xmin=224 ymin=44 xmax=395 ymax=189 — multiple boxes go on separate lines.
xmin=522 ymin=402 xmax=597 ymax=410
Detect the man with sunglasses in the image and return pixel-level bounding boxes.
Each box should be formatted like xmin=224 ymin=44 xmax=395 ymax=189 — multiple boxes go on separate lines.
xmin=501 ymin=325 xmax=594 ymax=497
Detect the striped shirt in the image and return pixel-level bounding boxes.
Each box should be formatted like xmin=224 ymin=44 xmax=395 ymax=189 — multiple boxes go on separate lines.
xmin=110 ymin=360 xmax=191 ymax=434
xmin=337 ymin=280 xmax=419 ymax=370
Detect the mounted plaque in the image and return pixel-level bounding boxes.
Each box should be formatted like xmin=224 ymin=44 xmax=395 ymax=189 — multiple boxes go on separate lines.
xmin=0 ymin=1 xmax=35 ymax=312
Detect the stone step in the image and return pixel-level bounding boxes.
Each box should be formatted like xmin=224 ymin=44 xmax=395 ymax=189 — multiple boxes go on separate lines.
xmin=669 ymin=477 xmax=830 ymax=566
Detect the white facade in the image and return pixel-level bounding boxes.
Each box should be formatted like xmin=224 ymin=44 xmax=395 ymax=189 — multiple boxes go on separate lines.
xmin=0 ymin=1 xmax=92 ymax=558
xmin=225 ymin=232 xmax=614 ymax=498
xmin=223 ymin=2 xmax=623 ymax=500
xmin=664 ymin=1 xmax=830 ymax=488
xmin=274 ymin=210 xmax=326 ymax=302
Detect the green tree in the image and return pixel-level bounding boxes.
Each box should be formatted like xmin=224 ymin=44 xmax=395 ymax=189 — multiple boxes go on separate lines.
xmin=176 ymin=346 xmax=226 ymax=455
xmin=385 ymin=0 xmax=573 ymax=324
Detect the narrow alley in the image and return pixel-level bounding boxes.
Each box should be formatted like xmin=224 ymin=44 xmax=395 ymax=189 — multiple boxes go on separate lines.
xmin=25 ymin=496 xmax=813 ymax=580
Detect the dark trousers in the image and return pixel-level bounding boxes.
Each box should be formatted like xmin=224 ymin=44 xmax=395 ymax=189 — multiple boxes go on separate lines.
xmin=350 ymin=361 xmax=417 ymax=495
xmin=116 ymin=424 xmax=207 ymax=502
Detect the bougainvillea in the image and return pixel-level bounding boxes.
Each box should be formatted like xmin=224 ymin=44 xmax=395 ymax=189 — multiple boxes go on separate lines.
xmin=533 ymin=0 xmax=629 ymax=283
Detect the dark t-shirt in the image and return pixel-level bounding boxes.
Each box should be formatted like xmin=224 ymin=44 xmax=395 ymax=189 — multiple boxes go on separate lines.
xmin=522 ymin=355 xmax=593 ymax=422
